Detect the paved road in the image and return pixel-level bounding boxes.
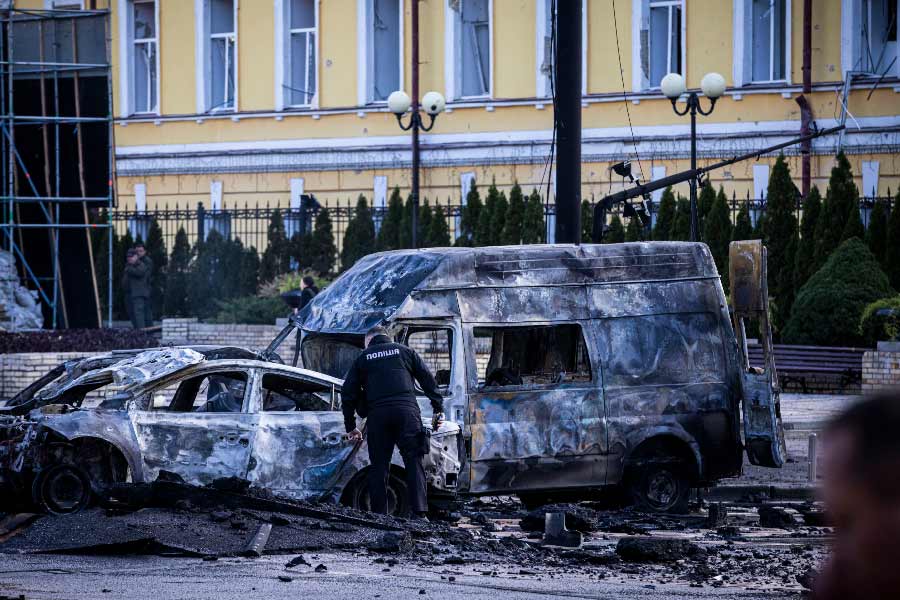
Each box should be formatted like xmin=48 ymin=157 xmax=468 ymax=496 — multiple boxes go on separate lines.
xmin=0 ymin=553 xmax=803 ymax=600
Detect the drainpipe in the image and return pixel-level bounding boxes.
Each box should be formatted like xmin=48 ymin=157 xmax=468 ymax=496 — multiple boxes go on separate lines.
xmin=800 ymin=0 xmax=812 ymax=197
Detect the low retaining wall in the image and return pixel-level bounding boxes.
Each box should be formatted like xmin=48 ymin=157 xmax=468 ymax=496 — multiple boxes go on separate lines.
xmin=161 ymin=318 xmax=295 ymax=352
xmin=0 ymin=351 xmax=89 ymax=401
xmin=862 ymin=350 xmax=900 ymax=392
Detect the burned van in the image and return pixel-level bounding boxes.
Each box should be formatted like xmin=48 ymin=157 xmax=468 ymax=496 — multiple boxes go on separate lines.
xmin=270 ymin=242 xmax=783 ymax=512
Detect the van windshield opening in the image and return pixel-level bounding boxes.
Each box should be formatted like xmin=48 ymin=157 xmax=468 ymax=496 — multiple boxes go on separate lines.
xmin=473 ymin=324 xmax=592 ymax=388
xmin=300 ymin=333 xmax=364 ymax=379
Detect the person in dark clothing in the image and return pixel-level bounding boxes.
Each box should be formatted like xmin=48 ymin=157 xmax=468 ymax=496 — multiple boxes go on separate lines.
xmin=134 ymin=243 xmax=153 ymax=326
xmin=123 ymin=249 xmax=150 ymax=329
xmin=342 ymin=325 xmax=444 ymax=517
xmin=297 ymin=275 xmax=319 ymax=311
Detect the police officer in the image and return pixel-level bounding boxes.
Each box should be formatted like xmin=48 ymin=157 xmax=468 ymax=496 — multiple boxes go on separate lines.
xmin=342 ymin=325 xmax=444 ymax=517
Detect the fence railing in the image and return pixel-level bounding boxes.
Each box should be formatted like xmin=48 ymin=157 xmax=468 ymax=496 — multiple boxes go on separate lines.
xmin=110 ymin=194 xmax=895 ymax=272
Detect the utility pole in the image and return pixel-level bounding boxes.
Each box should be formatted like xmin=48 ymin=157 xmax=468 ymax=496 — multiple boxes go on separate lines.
xmin=554 ymin=0 xmax=582 ymax=244
xmin=410 ymin=0 xmax=420 ymax=248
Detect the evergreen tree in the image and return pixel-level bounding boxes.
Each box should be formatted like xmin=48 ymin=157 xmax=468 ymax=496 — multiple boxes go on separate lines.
xmin=238 ymin=244 xmax=260 ymax=296
xmin=604 ymin=215 xmax=625 ymax=243
xmin=841 ymin=202 xmax=865 ymax=242
xmin=704 ymin=186 xmax=733 ymax=291
xmin=521 ymin=189 xmax=545 ymax=244
xmin=144 ymin=219 xmax=168 ymax=321
xmin=426 ymin=203 xmax=452 ymax=247
xmin=418 ymin=199 xmax=434 ymax=246
xmin=399 ymin=193 xmax=414 ymax=249
xmin=502 ymin=183 xmax=525 ymax=244
xmin=476 ymin=181 xmax=503 ymax=246
xmin=341 ymin=194 xmax=376 ymax=270
xmin=886 ymin=189 xmax=900 ymax=290
xmin=260 ymin=209 xmax=290 ymax=283
xmin=164 ymin=227 xmax=192 ymax=317
xmin=581 ymin=199 xmax=594 ymax=243
xmin=490 ymin=190 xmax=508 ymax=245
xmin=670 ymin=195 xmax=692 ymax=241
xmin=698 ymin=181 xmax=716 ymax=234
xmin=733 ymin=201 xmax=754 ymax=241
xmin=309 ymin=209 xmax=337 ymax=275
xmin=189 ymin=230 xmax=236 ymax=320
xmin=866 ymin=198 xmax=889 ymax=268
xmin=90 ymin=209 xmax=113 ymax=321
xmin=625 ymin=216 xmax=643 ymax=241
xmin=794 ymin=186 xmax=822 ymax=294
xmin=652 ymin=187 xmax=676 ymax=241
xmin=115 ymin=229 xmax=134 ymax=321
xmin=455 ymin=183 xmax=482 ymax=246
xmin=761 ymin=154 xmax=800 ymax=331
xmin=378 ymin=187 xmax=404 ymax=250
xmin=814 ymin=152 xmax=859 ymax=270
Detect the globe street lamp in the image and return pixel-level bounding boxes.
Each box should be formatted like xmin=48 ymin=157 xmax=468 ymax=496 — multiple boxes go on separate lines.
xmin=388 ymin=89 xmax=445 ymax=248
xmin=661 ymin=72 xmax=726 ymax=242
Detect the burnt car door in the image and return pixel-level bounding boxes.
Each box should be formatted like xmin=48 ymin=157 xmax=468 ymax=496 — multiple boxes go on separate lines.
xmin=463 ymin=322 xmax=607 ymax=494
xmin=730 ymin=240 xmax=786 ymax=467
xmin=129 ymin=367 xmax=257 ymax=484
xmin=244 ymin=367 xmax=347 ymax=499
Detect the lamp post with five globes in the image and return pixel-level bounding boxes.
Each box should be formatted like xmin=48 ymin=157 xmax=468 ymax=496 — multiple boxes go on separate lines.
xmin=660 ymin=72 xmax=726 ymax=242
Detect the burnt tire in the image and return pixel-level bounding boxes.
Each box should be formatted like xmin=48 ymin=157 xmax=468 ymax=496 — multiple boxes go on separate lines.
xmin=32 ymin=463 xmax=93 ymax=515
xmin=344 ymin=471 xmax=410 ymax=517
xmin=628 ymin=461 xmax=691 ymax=514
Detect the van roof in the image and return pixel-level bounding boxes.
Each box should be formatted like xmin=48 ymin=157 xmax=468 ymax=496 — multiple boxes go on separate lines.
xmin=301 ymin=242 xmax=719 ymax=334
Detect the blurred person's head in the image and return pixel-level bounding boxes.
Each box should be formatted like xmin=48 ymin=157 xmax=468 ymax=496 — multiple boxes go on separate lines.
xmin=126 ymin=249 xmax=138 ymax=264
xmin=815 ymin=389 xmax=900 ymax=599
xmin=365 ymin=325 xmax=389 ymax=347
xmin=134 ymin=243 xmax=146 ymax=258
xmin=302 ymin=275 xmax=315 ymax=289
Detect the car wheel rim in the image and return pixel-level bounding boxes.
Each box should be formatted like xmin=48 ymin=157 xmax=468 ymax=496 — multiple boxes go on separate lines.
xmin=39 ymin=466 xmax=91 ymax=514
xmin=646 ymin=470 xmax=678 ymax=510
xmin=356 ymin=481 xmax=400 ymax=516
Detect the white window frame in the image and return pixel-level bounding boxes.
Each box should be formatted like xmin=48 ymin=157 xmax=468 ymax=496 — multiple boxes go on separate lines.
xmin=733 ymin=0 xmax=791 ymax=87
xmin=46 ymin=0 xmax=85 ymax=9
xmin=861 ymin=160 xmax=880 ymax=197
xmin=632 ymin=0 xmax=686 ymax=91
xmin=195 ymin=0 xmax=239 ymax=114
xmin=445 ymin=0 xmax=494 ymax=100
xmin=841 ymin=0 xmax=899 ymax=77
xmin=117 ymin=0 xmax=161 ymax=116
xmin=373 ymin=175 xmax=388 ymax=232
xmin=357 ymin=0 xmax=404 ymax=105
xmin=535 ymin=0 xmax=587 ymax=98
xmin=275 ymin=0 xmax=321 ymax=110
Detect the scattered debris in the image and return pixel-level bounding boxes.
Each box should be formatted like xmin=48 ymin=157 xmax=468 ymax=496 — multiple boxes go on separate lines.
xmin=615 ymin=537 xmax=706 ymax=563
xmin=542 ymin=512 xmax=583 ymax=548
xmin=758 ymin=505 xmax=800 ymax=529
xmin=285 ymin=554 xmax=311 ymax=568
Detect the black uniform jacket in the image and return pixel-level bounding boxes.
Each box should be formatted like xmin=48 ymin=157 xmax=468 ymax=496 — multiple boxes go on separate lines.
xmin=341 ymin=335 xmax=444 ymax=432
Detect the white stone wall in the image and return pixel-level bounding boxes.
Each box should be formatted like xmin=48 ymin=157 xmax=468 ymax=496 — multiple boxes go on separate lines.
xmin=862 ymin=351 xmax=900 ymax=392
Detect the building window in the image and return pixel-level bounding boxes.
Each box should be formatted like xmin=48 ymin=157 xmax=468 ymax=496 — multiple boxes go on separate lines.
xmin=860 ymin=0 xmax=898 ymax=73
xmin=208 ymin=0 xmax=236 ymax=111
xmin=287 ymin=0 xmax=317 ymax=106
xmin=447 ymin=0 xmax=492 ymax=99
xmin=47 ymin=1 xmax=85 ymax=9
xmin=132 ymin=0 xmax=158 ymax=113
xmin=363 ymin=0 xmax=402 ymax=103
xmin=634 ymin=0 xmax=684 ymax=90
xmin=750 ymin=0 xmax=787 ymax=81
xmin=535 ymin=0 xmax=587 ymax=98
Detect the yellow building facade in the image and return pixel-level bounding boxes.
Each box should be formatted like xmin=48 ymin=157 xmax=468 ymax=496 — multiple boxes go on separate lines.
xmin=21 ymin=0 xmax=900 ymax=233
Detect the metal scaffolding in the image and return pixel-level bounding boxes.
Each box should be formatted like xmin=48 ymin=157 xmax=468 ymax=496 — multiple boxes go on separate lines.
xmin=0 ymin=6 xmax=113 ymax=328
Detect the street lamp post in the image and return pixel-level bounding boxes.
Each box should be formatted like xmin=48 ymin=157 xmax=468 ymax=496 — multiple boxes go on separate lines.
xmin=661 ymin=72 xmax=726 ymax=242
xmin=388 ymin=90 xmax=445 ymax=248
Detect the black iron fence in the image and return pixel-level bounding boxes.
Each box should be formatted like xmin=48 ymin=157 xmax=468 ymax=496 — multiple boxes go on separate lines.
xmin=110 ymin=194 xmax=895 ymax=272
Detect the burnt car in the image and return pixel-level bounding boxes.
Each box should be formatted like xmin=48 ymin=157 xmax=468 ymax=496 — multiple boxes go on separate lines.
xmin=268 ymin=241 xmax=784 ymax=513
xmin=0 ymin=347 xmax=460 ymax=515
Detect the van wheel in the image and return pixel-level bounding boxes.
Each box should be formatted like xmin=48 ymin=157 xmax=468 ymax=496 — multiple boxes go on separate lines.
xmin=344 ymin=471 xmax=410 ymax=517
xmin=32 ymin=464 xmax=93 ymax=515
xmin=628 ymin=462 xmax=691 ymax=513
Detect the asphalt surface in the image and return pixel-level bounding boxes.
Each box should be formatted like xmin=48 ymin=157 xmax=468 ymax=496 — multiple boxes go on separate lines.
xmin=0 ymin=552 xmax=805 ymax=600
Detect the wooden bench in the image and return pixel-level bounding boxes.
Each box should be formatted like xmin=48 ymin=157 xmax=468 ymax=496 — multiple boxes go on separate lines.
xmin=747 ymin=344 xmax=867 ymax=393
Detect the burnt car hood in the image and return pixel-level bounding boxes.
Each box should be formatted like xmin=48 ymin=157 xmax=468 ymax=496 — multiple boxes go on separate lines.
xmin=1 ymin=346 xmax=265 ymax=416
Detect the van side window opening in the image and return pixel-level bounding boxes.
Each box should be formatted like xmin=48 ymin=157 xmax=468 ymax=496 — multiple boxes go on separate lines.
xmin=601 ymin=313 xmax=726 ymax=387
xmin=405 ymin=328 xmax=454 ymax=388
xmin=474 ymin=324 xmax=592 ymax=388
xmin=150 ymin=371 xmax=248 ymax=413
xmin=260 ymin=373 xmax=334 ymax=412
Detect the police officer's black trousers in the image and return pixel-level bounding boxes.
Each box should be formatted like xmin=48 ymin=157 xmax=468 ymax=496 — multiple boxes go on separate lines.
xmin=366 ymin=408 xmax=428 ymax=515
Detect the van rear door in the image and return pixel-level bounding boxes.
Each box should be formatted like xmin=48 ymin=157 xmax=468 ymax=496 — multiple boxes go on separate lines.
xmin=729 ymin=240 xmax=786 ymax=468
